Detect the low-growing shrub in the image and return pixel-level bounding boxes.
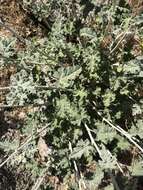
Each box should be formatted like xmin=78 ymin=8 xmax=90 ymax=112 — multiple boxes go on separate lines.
xmin=0 ymin=0 xmax=143 ymax=189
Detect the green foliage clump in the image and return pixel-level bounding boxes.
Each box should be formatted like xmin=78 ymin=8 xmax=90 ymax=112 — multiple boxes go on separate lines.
xmin=0 ymin=0 xmax=143 ymax=189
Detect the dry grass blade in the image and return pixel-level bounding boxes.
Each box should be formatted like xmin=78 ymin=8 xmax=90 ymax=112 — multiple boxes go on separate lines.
xmin=107 ymin=150 xmax=124 ymax=173
xmin=85 ymin=123 xmax=124 ymax=173
xmin=0 ymin=85 xmax=72 ymax=92
xmin=0 ymin=135 xmax=32 ymax=168
xmin=95 ymin=109 xmax=143 ymax=154
xmin=0 ymin=124 xmax=51 ymax=168
xmin=110 ymin=32 xmax=128 ymax=54
xmin=85 ymin=123 xmax=103 ymax=160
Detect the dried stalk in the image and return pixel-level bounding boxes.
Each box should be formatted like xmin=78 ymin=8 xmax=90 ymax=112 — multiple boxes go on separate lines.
xmin=0 ymin=124 xmax=51 ymax=168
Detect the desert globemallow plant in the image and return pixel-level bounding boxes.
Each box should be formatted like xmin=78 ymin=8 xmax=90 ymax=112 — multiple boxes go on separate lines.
xmin=0 ymin=0 xmax=143 ymax=189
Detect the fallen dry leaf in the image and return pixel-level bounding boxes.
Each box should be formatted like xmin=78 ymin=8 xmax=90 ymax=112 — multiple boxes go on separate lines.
xmin=37 ymin=137 xmax=49 ymax=161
